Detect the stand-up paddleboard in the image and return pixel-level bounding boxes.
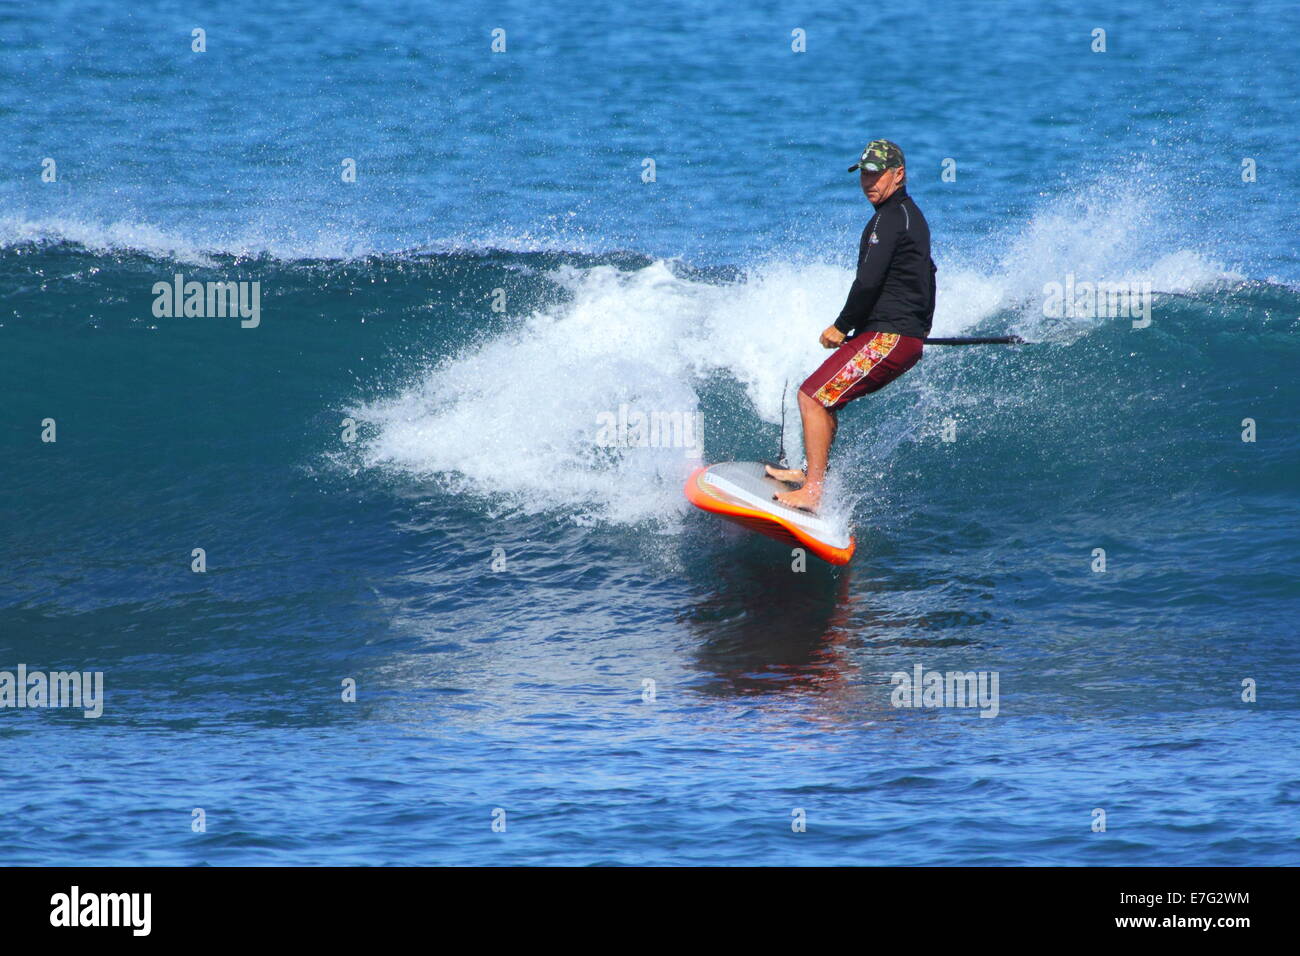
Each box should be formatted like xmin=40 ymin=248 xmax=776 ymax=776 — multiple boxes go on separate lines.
xmin=684 ymin=461 xmax=855 ymax=565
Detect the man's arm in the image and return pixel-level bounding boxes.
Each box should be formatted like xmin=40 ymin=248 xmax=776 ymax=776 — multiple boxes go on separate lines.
xmin=832 ymin=208 xmax=902 ymax=336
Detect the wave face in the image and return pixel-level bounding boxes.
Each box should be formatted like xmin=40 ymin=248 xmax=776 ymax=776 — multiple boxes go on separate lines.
xmin=3 ymin=0 xmax=1299 ymax=867
xmin=4 ymin=202 xmax=1298 ymax=866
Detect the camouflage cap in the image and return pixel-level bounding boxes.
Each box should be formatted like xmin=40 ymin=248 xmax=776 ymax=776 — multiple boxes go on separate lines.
xmin=848 ymin=139 xmax=905 ymax=173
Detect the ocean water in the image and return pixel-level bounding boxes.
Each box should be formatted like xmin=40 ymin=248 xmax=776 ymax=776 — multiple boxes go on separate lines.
xmin=1 ymin=0 xmax=1298 ymax=866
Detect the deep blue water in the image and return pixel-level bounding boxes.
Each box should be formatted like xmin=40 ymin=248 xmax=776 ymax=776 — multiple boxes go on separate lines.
xmin=1 ymin=0 xmax=1298 ymax=865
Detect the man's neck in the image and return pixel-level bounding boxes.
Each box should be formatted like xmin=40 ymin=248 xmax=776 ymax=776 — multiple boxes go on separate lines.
xmin=872 ymin=185 xmax=908 ymax=209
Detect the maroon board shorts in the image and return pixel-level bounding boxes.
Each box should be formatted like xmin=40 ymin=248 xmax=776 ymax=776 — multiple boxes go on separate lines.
xmin=799 ymin=331 xmax=924 ymax=410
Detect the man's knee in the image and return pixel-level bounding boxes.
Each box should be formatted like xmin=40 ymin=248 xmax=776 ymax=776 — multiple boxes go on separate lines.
xmin=798 ymin=389 xmax=834 ymax=417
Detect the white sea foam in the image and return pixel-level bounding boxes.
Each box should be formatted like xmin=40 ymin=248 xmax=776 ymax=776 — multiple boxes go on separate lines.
xmin=0 ymin=215 xmax=220 ymax=265
xmin=0 ymin=214 xmax=602 ymax=264
xmin=351 ymin=184 xmax=1235 ymax=529
xmin=937 ymin=182 xmax=1236 ymax=338
xmin=0 ymin=214 xmax=392 ymax=264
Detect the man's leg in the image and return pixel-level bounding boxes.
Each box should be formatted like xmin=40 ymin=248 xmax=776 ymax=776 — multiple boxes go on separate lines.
xmin=774 ymin=391 xmax=836 ymax=511
xmin=767 ymin=332 xmax=923 ymax=513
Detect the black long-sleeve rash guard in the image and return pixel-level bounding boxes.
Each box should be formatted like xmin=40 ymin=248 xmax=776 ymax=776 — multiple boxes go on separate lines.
xmin=832 ymin=187 xmax=938 ymax=340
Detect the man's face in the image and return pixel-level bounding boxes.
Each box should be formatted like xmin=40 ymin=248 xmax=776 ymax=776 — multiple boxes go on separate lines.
xmin=860 ymin=165 xmax=903 ymax=203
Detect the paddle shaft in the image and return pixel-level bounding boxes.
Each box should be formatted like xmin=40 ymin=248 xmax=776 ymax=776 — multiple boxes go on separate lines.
xmin=922 ymin=335 xmax=1024 ymax=345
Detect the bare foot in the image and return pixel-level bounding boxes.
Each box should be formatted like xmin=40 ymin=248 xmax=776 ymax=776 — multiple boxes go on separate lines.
xmin=774 ymin=484 xmax=822 ymax=513
xmin=764 ymin=464 xmax=806 ymax=484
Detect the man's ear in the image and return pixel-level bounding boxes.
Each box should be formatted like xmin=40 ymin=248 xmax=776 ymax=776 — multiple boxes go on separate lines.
xmin=896 ymin=165 xmax=906 ymax=185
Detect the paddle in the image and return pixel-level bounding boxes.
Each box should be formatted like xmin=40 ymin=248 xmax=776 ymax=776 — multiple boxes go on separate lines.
xmin=922 ymin=335 xmax=1025 ymax=345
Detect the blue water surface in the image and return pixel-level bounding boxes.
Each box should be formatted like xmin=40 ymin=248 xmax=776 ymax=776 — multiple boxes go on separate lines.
xmin=1 ymin=0 xmax=1297 ymax=865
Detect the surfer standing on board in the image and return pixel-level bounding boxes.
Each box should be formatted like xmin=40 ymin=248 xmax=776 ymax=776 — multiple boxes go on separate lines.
xmin=767 ymin=139 xmax=937 ymax=513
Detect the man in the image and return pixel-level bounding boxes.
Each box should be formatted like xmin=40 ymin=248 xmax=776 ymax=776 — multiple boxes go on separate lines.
xmin=768 ymin=139 xmax=937 ymax=512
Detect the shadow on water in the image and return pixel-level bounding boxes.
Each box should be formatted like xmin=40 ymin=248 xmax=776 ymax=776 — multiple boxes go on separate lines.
xmin=675 ymin=519 xmax=993 ymax=706
xmin=678 ymin=538 xmax=861 ymax=697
